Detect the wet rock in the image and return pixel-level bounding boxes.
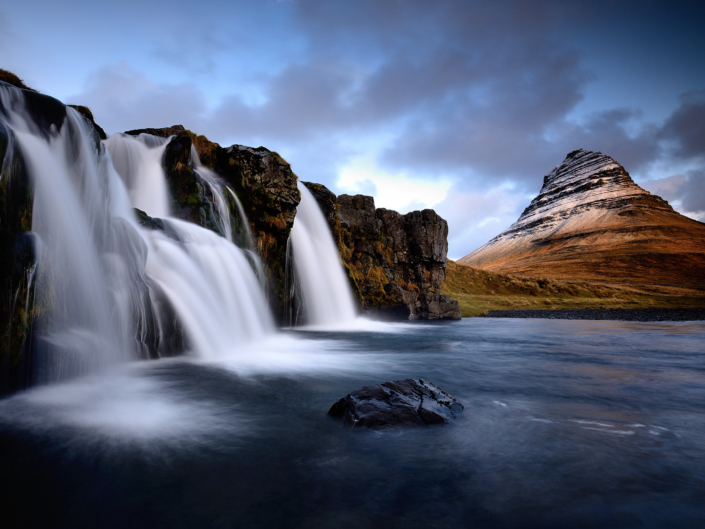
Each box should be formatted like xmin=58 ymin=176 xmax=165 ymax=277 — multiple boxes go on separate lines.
xmin=329 ymin=378 xmax=463 ymax=429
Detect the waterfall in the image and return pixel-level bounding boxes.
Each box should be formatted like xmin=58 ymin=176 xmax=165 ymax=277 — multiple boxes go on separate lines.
xmin=1 ymin=86 xmax=138 ymax=382
xmin=289 ymin=182 xmax=358 ymax=326
xmin=103 ymin=133 xmax=171 ymax=218
xmin=105 ymin=133 xmax=275 ymax=360
xmin=1 ymin=83 xmax=275 ymax=385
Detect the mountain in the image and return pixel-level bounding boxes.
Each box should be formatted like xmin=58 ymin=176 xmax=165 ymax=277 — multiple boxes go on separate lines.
xmin=459 ymin=149 xmax=705 ymax=286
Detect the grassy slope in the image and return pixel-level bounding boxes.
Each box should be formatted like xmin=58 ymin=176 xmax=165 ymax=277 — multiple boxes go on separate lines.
xmin=441 ymin=260 xmax=705 ymax=317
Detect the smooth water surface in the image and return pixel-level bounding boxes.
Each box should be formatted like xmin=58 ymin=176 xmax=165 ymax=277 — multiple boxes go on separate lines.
xmin=1 ymin=318 xmax=704 ymax=528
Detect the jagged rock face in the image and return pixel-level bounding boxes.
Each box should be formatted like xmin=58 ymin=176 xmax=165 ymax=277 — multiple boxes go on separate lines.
xmin=121 ymin=128 xmax=458 ymax=320
xmin=303 ymin=182 xmax=461 ymax=320
xmin=459 ymin=149 xmax=705 ymax=285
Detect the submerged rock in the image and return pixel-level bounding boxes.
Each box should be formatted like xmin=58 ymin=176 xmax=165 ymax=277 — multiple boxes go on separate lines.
xmin=329 ymin=379 xmax=463 ymax=429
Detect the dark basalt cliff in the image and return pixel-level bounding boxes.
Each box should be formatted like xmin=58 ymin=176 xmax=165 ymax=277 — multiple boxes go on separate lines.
xmin=303 ymin=182 xmax=461 ymax=320
xmin=459 ymin=149 xmax=705 ymax=285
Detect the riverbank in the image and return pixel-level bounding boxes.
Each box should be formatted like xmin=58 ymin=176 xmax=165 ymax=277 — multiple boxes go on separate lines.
xmin=476 ymin=307 xmax=705 ymax=321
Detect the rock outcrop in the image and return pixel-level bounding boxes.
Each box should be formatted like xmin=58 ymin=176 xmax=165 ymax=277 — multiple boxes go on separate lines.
xmin=459 ymin=149 xmax=705 ymax=285
xmin=303 ymin=182 xmax=461 ymax=320
xmin=329 ymin=378 xmax=463 ymax=429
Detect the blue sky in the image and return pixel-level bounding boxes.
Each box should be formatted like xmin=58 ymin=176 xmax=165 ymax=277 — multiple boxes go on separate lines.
xmin=3 ymin=0 xmax=704 ymax=258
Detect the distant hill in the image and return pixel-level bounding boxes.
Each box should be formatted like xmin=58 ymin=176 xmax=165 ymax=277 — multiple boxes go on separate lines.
xmin=459 ymin=149 xmax=705 ymax=286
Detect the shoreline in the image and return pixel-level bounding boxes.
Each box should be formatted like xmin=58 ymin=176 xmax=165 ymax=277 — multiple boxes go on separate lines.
xmin=475 ymin=307 xmax=705 ymax=322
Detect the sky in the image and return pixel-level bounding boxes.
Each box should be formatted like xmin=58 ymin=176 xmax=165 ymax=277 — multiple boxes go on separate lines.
xmin=2 ymin=0 xmax=704 ymax=258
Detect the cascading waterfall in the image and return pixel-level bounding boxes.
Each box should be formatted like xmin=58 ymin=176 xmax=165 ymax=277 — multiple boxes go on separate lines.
xmin=105 ymin=133 xmax=276 ymax=360
xmin=189 ymin=146 xmax=233 ymax=243
xmin=1 ymin=82 xmax=275 ymax=385
xmin=289 ymin=182 xmax=358 ymax=326
xmin=1 ymin=86 xmax=139 ymax=382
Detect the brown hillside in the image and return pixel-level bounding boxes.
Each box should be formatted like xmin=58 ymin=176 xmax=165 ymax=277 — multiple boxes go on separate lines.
xmin=459 ymin=149 xmax=705 ymax=286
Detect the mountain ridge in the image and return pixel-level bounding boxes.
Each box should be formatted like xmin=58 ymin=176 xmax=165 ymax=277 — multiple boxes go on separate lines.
xmin=459 ymin=149 xmax=705 ymax=285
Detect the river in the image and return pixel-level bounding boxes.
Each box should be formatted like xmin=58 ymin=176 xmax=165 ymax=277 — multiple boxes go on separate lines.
xmin=1 ymin=318 xmax=704 ymax=528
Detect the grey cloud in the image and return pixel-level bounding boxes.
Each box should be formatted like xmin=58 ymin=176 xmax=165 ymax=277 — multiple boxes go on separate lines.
xmin=554 ymin=109 xmax=661 ymax=174
xmin=74 ymin=65 xmax=207 ymax=135
xmin=641 ymin=170 xmax=705 ymax=216
xmin=640 ymin=174 xmax=686 ymax=203
xmin=680 ymin=169 xmax=705 ymax=214
xmin=660 ymin=90 xmax=705 ymax=161
xmin=152 ymin=29 xmax=228 ymax=75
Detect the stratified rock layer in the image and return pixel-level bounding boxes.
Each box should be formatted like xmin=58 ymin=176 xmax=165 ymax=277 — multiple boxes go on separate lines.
xmin=329 ymin=379 xmax=463 ymax=429
xmin=459 ymin=149 xmax=705 ymax=285
xmin=303 ymin=182 xmax=461 ymax=320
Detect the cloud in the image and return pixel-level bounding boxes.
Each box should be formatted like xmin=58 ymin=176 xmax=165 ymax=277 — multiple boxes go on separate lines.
xmin=641 ymin=174 xmax=687 ymax=203
xmin=72 ymin=64 xmax=207 ymax=134
xmin=641 ymin=169 xmax=705 ymax=220
xmin=0 ymin=10 xmax=13 ymax=53
xmin=62 ymin=0 xmax=704 ymax=258
xmin=434 ymin=185 xmax=528 ymax=258
xmin=660 ymin=90 xmax=705 ymax=161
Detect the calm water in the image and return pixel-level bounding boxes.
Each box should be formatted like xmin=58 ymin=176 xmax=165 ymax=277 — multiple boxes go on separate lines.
xmin=1 ymin=318 xmax=704 ymax=528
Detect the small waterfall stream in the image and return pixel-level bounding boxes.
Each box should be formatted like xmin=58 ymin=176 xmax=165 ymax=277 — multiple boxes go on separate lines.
xmin=289 ymin=182 xmax=358 ymax=326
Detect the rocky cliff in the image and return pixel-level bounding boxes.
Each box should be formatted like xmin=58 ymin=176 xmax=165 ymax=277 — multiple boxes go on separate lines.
xmin=459 ymin=149 xmax=705 ymax=285
xmin=303 ymin=182 xmax=461 ymax=320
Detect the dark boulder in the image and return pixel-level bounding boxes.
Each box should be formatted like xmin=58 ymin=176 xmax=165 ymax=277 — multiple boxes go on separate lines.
xmin=329 ymin=378 xmax=463 ymax=429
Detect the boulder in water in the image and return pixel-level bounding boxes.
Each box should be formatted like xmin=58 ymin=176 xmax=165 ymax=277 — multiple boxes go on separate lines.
xmin=329 ymin=379 xmax=463 ymax=429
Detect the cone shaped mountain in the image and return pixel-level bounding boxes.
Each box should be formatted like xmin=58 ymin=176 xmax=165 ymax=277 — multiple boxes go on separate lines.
xmin=459 ymin=149 xmax=705 ymax=286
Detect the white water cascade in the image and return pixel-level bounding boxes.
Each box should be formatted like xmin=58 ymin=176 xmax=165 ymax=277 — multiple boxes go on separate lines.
xmin=1 ymin=87 xmax=140 ymax=382
xmin=1 ymin=83 xmax=275 ymax=385
xmin=104 ymin=134 xmax=276 ymax=359
xmin=290 ymin=182 xmax=358 ymax=326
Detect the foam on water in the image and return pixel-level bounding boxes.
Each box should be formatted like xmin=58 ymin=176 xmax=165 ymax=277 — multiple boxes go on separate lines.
xmin=0 ymin=365 xmax=251 ymax=447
